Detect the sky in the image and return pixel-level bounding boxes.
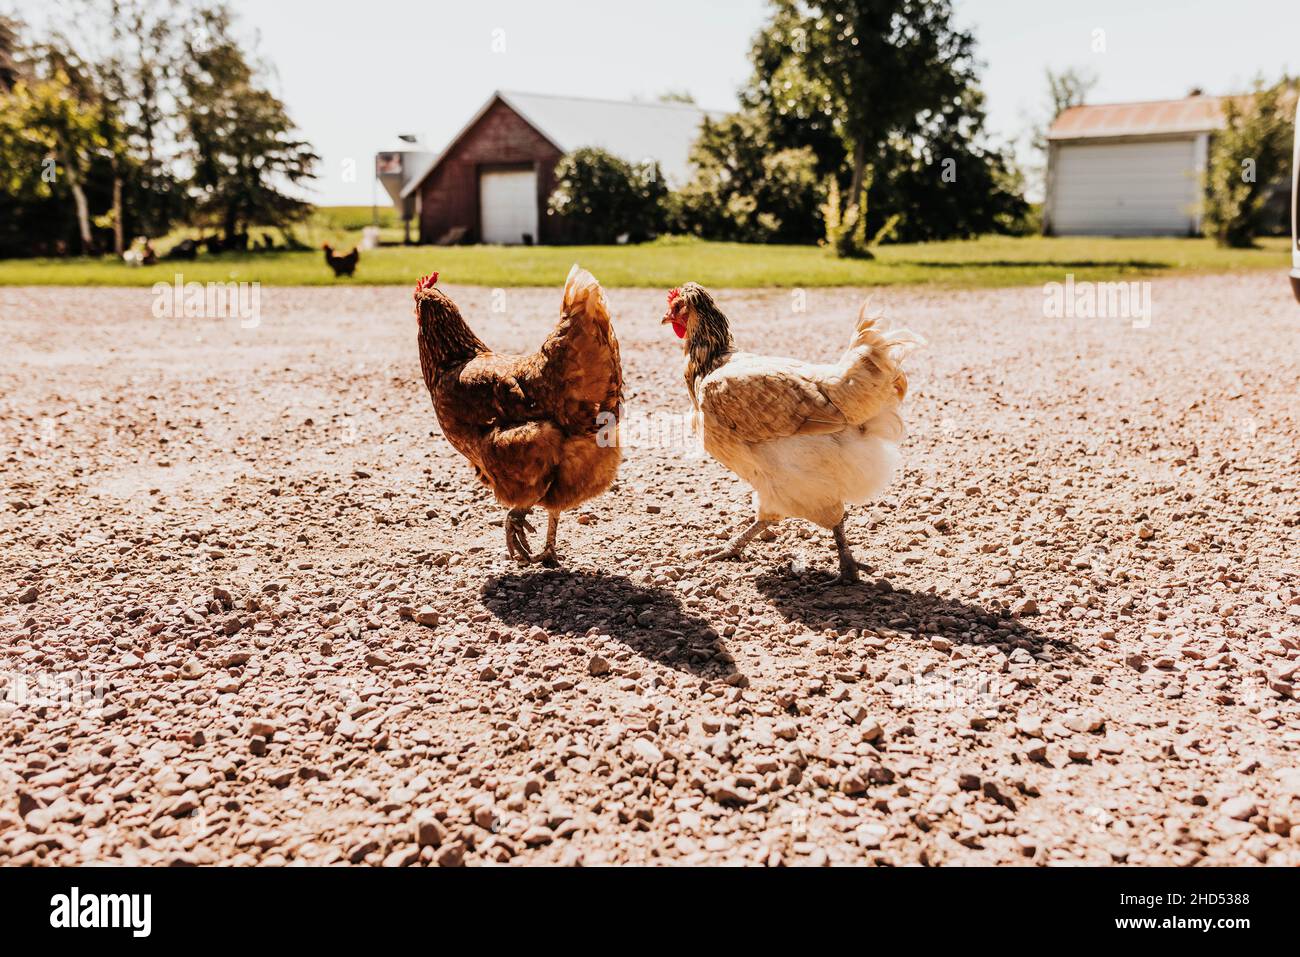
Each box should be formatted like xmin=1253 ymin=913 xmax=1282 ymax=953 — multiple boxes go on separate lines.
xmin=10 ymin=0 xmax=1298 ymax=205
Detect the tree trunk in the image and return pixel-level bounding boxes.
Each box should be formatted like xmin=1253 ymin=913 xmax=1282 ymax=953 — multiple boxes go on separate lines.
xmin=846 ymin=141 xmax=868 ymax=215
xmin=834 ymin=141 xmax=874 ymax=260
xmin=65 ymin=161 xmax=94 ymax=255
xmin=111 ymin=165 xmax=125 ymax=257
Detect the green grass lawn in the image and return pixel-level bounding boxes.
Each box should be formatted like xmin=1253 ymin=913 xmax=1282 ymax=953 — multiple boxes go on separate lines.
xmin=0 ymin=234 xmax=1289 ymax=289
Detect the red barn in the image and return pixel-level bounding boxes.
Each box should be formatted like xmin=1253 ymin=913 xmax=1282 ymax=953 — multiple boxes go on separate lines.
xmin=398 ymin=90 xmax=714 ymax=246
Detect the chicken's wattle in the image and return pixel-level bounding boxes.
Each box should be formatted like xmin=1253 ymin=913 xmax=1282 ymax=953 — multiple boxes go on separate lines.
xmin=671 ymin=320 xmax=686 ymax=339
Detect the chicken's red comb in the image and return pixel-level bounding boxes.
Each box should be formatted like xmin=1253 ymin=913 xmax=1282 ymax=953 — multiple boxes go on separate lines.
xmin=414 ymin=271 xmax=440 ymax=295
xmin=667 ymin=287 xmax=681 ymax=307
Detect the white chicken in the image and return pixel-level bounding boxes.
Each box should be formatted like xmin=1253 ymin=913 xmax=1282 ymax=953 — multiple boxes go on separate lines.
xmin=662 ymin=283 xmax=920 ymax=582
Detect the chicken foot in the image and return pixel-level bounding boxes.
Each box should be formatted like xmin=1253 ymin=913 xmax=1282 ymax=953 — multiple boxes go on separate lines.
xmin=505 ymin=508 xmax=536 ymax=563
xmin=697 ymin=519 xmax=771 ymax=562
xmin=832 ymin=518 xmax=869 ymax=584
xmin=505 ymin=508 xmax=562 ymax=567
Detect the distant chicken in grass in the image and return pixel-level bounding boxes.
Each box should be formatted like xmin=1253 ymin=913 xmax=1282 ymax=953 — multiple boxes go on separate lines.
xmin=323 ymin=243 xmax=359 ymax=277
xmin=663 ymin=283 xmax=920 ymax=583
xmin=415 ymin=266 xmax=622 ymax=566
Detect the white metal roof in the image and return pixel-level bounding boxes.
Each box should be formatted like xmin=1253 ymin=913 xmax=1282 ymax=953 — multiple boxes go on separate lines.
xmin=401 ymin=90 xmax=720 ymax=198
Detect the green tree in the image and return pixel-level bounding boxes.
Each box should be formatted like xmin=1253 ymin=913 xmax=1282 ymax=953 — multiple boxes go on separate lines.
xmin=1203 ymin=78 xmax=1295 ymax=247
xmin=5 ymin=2 xmax=190 ymax=255
xmin=878 ymin=84 xmax=1029 ymax=242
xmin=1 ymin=70 xmax=107 ymax=253
xmin=60 ymin=0 xmax=189 ymax=246
xmin=179 ymin=3 xmax=317 ymax=240
xmin=547 ymin=147 xmax=667 ymax=244
xmin=0 ymin=15 xmax=18 ymax=92
xmin=674 ymin=112 xmax=825 ymax=243
xmin=746 ymin=0 xmax=986 ymax=256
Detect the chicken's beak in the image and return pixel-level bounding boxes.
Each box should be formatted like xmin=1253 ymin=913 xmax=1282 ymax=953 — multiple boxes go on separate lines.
xmin=660 ymin=312 xmax=675 ymax=325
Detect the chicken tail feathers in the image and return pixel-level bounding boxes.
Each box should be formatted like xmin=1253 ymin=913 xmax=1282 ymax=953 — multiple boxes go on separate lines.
xmin=849 ymin=297 xmax=926 ymax=358
xmin=562 ymin=264 xmax=612 ymax=329
xmin=537 ymin=265 xmax=623 ymax=427
xmin=828 ymin=297 xmax=925 ymax=415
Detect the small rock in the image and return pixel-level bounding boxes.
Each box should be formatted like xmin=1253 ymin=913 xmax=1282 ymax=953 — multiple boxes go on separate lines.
xmin=1011 ymin=598 xmax=1039 ymax=617
xmin=248 ymin=718 xmax=278 ymax=738
xmin=521 ymin=825 xmax=554 ymax=847
xmin=840 ymin=772 xmax=867 ymax=796
xmin=182 ymin=768 xmax=214 ymax=791
xmin=708 ymin=781 xmax=755 ymax=805
xmin=383 ymin=845 xmax=419 ymax=867
xmin=1221 ymin=796 xmax=1257 ymax=821
xmin=630 ymin=739 xmax=663 ymax=764
xmin=412 ymin=811 xmax=446 ymax=847
xmin=1016 ymin=714 xmax=1043 ymax=737
xmin=855 ymin=824 xmax=887 ymax=848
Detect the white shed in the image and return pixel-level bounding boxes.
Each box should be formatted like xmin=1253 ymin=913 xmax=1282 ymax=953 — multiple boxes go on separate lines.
xmin=1044 ymin=96 xmax=1226 ymax=236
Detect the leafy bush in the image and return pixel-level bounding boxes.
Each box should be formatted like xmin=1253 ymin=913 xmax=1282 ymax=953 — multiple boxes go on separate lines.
xmin=547 ymin=148 xmax=666 ymax=244
xmin=1203 ymin=78 xmax=1296 ymax=248
xmin=673 ymin=113 xmax=826 ymax=244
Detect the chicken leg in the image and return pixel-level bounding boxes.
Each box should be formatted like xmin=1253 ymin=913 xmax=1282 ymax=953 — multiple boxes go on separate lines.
xmin=698 ymin=519 xmax=771 ymax=562
xmin=533 ymin=512 xmax=561 ymax=568
xmin=832 ymin=518 xmax=868 ymax=584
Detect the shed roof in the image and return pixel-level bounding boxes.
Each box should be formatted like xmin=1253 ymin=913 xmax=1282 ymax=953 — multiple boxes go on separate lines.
xmin=1048 ymin=95 xmax=1227 ymax=141
xmin=402 ymin=90 xmax=720 ymax=198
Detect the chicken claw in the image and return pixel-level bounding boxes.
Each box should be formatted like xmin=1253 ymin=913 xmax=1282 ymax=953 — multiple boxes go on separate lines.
xmin=696 ymin=545 xmax=743 ymax=562
xmin=505 ymin=508 xmax=535 ymax=563
xmin=694 ymin=520 xmax=770 ymax=563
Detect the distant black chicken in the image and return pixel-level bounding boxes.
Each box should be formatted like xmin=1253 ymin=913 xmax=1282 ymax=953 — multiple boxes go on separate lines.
xmin=323 ymin=243 xmax=359 ymax=278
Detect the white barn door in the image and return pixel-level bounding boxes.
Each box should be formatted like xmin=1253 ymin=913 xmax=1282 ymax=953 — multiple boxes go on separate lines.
xmin=1052 ymin=138 xmax=1200 ymax=235
xmin=480 ymin=168 xmax=539 ymax=245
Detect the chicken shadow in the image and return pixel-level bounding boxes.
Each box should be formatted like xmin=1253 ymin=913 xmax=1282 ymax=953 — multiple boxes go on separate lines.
xmin=754 ymin=568 xmax=1078 ymax=662
xmin=480 ymin=570 xmax=741 ymax=681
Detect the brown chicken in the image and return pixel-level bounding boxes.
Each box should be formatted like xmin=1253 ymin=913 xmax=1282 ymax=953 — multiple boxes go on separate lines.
xmin=415 ymin=265 xmax=622 ymax=565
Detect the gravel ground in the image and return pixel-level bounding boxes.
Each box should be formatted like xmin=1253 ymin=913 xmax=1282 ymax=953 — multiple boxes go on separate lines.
xmin=2 ymin=272 xmax=1299 ymax=867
